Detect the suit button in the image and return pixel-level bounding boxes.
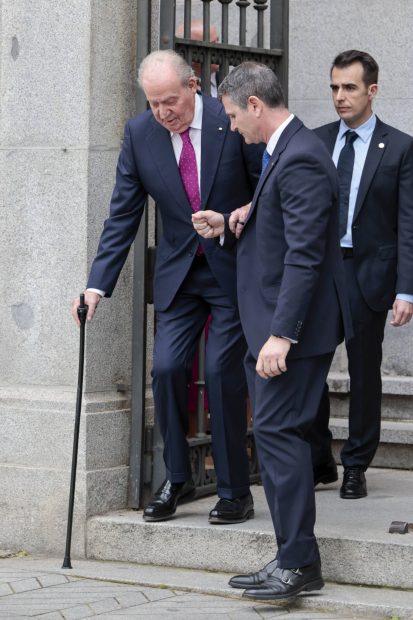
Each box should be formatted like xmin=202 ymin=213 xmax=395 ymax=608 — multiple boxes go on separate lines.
xmin=352 ymin=225 xmax=359 ymax=230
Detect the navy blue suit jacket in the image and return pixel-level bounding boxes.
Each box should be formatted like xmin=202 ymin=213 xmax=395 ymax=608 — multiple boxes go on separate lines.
xmin=314 ymin=118 xmax=413 ymax=311
xmin=232 ymin=116 xmax=353 ymax=360
xmin=88 ymin=93 xmax=263 ymax=310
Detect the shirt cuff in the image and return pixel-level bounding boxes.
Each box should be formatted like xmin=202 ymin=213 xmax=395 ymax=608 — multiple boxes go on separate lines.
xmin=273 ymin=335 xmax=298 ymax=344
xmin=87 ymin=288 xmax=105 ymax=297
xmin=396 ymin=294 xmax=413 ymax=303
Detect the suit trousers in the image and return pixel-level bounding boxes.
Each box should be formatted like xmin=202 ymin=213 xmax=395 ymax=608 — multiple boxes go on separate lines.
xmin=311 ymin=256 xmax=387 ymax=469
xmin=244 ymin=349 xmax=334 ymax=568
xmin=152 ymin=256 xmax=250 ymax=499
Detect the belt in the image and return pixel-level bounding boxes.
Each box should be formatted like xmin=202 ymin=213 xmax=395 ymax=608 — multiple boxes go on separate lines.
xmin=341 ymin=247 xmax=354 ymax=258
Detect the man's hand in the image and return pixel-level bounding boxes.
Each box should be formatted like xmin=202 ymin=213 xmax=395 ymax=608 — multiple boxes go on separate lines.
xmin=192 ymin=210 xmax=225 ymax=238
xmin=390 ymin=299 xmax=413 ymax=327
xmin=256 ymin=335 xmax=291 ymax=379
xmin=71 ymin=291 xmax=102 ymax=326
xmin=229 ymin=203 xmax=251 ymax=238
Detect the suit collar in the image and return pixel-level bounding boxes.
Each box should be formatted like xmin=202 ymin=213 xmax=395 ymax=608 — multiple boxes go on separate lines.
xmin=245 ymin=116 xmax=304 ymax=224
xmin=255 ymin=115 xmax=303 ymax=191
xmin=324 ymin=121 xmax=341 ymax=154
xmin=353 ymin=116 xmax=388 ymax=220
xmin=199 ymin=94 xmax=229 ymax=207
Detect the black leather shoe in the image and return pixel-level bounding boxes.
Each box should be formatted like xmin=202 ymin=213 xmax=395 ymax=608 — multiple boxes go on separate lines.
xmin=229 ymin=557 xmax=280 ymax=589
xmin=313 ymin=456 xmax=338 ymax=487
xmin=208 ymin=492 xmax=254 ymax=524
xmin=143 ymin=479 xmax=196 ymax=521
xmin=242 ymin=562 xmax=324 ymax=600
xmin=340 ymin=466 xmax=367 ymax=499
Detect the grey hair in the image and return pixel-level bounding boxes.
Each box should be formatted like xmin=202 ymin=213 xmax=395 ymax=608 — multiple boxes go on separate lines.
xmin=218 ymin=62 xmax=285 ymax=109
xmin=138 ymin=49 xmax=194 ymax=88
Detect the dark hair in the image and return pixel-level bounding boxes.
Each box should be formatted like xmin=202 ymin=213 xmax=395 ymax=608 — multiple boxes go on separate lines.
xmin=218 ymin=61 xmax=285 ymax=109
xmin=331 ymin=50 xmax=379 ymax=86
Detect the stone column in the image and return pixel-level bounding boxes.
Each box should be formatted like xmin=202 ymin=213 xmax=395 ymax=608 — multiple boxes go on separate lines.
xmin=0 ymin=0 xmax=138 ymax=555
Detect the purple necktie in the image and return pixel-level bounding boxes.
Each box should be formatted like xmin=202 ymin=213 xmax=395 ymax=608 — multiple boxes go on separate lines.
xmin=179 ymin=128 xmax=201 ymax=213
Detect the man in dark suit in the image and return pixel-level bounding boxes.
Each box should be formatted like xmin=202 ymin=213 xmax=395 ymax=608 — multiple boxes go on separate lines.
xmin=311 ymin=50 xmax=413 ymax=499
xmin=71 ymin=50 xmax=263 ymax=524
xmin=193 ymin=62 xmax=352 ymax=600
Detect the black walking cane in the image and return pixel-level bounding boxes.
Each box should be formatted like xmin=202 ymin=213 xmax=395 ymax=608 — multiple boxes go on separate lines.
xmin=62 ymin=293 xmax=88 ymax=569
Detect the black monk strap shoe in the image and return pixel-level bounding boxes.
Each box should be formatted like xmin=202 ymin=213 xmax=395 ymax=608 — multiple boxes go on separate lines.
xmin=208 ymin=491 xmax=254 ymax=524
xmin=242 ymin=562 xmax=324 ymax=600
xmin=340 ymin=466 xmax=367 ymax=499
xmin=229 ymin=558 xmax=280 ymax=589
xmin=313 ymin=456 xmax=338 ymax=487
xmin=143 ymin=479 xmax=196 ymax=521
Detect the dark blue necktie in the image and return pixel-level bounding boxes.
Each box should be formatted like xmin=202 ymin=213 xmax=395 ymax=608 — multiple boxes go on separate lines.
xmin=337 ymin=130 xmax=358 ymax=238
xmin=261 ymin=149 xmax=271 ymax=175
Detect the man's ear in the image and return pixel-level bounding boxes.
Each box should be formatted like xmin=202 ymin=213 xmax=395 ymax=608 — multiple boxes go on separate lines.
xmin=368 ymin=83 xmax=378 ymax=99
xmin=248 ymin=95 xmax=263 ymax=116
xmin=188 ymin=76 xmax=199 ymax=92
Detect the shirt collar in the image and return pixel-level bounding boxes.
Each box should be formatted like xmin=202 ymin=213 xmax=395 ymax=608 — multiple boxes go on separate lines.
xmin=170 ymin=92 xmax=203 ymax=138
xmin=266 ymin=113 xmax=295 ymax=155
xmin=338 ymin=113 xmax=376 ymax=143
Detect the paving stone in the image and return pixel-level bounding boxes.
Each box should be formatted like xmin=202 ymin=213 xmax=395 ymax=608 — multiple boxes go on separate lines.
xmin=37 ymin=574 xmax=70 ymax=588
xmin=88 ymin=597 xmax=121 ymax=614
xmin=0 ymin=571 xmax=39 ymax=583
xmin=10 ymin=577 xmax=42 ymax=593
xmin=60 ymin=604 xmax=94 ymax=619
xmin=35 ymin=613 xmax=64 ymax=619
xmin=138 ymin=586 xmax=177 ymax=602
xmin=228 ymin=608 xmax=272 ymax=618
xmin=114 ymin=591 xmax=148 ymax=607
xmin=0 ymin=582 xmax=13 ymax=596
xmin=244 ymin=607 xmax=288 ymax=618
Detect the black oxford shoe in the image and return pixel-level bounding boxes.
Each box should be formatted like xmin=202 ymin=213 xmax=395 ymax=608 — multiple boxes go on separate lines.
xmin=208 ymin=491 xmax=254 ymax=524
xmin=243 ymin=562 xmax=324 ymax=600
xmin=229 ymin=557 xmax=280 ymax=589
xmin=143 ymin=479 xmax=196 ymax=521
xmin=340 ymin=466 xmax=367 ymax=499
xmin=313 ymin=456 xmax=338 ymax=487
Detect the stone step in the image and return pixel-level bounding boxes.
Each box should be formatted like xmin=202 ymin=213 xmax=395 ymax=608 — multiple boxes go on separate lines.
xmin=330 ymin=416 xmax=413 ymax=469
xmin=328 ymin=372 xmax=413 ymax=421
xmin=87 ymin=467 xmax=413 ymax=591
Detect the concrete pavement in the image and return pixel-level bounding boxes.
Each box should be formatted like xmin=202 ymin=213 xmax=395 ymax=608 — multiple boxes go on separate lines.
xmin=0 ymin=554 xmax=378 ymax=619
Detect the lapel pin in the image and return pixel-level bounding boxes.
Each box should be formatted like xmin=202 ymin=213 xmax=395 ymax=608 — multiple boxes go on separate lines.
xmin=218 ymin=126 xmax=223 ymax=131
xmin=378 ymin=142 xmax=385 ymax=149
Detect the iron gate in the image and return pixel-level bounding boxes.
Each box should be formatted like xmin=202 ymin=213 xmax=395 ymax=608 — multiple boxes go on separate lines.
xmin=129 ymin=0 xmax=289 ymax=508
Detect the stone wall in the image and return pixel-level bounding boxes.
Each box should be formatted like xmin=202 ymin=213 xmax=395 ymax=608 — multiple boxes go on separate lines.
xmin=0 ymin=0 xmax=137 ymax=555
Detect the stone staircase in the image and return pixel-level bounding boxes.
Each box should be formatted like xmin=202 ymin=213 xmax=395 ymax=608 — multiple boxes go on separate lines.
xmin=86 ymin=466 xmax=413 ymax=619
xmin=328 ymin=372 xmax=413 ymax=469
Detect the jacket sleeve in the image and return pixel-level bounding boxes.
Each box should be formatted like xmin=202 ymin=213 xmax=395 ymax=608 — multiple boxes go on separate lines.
xmin=270 ymin=153 xmax=335 ymax=341
xmin=87 ymin=121 xmax=147 ymax=297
